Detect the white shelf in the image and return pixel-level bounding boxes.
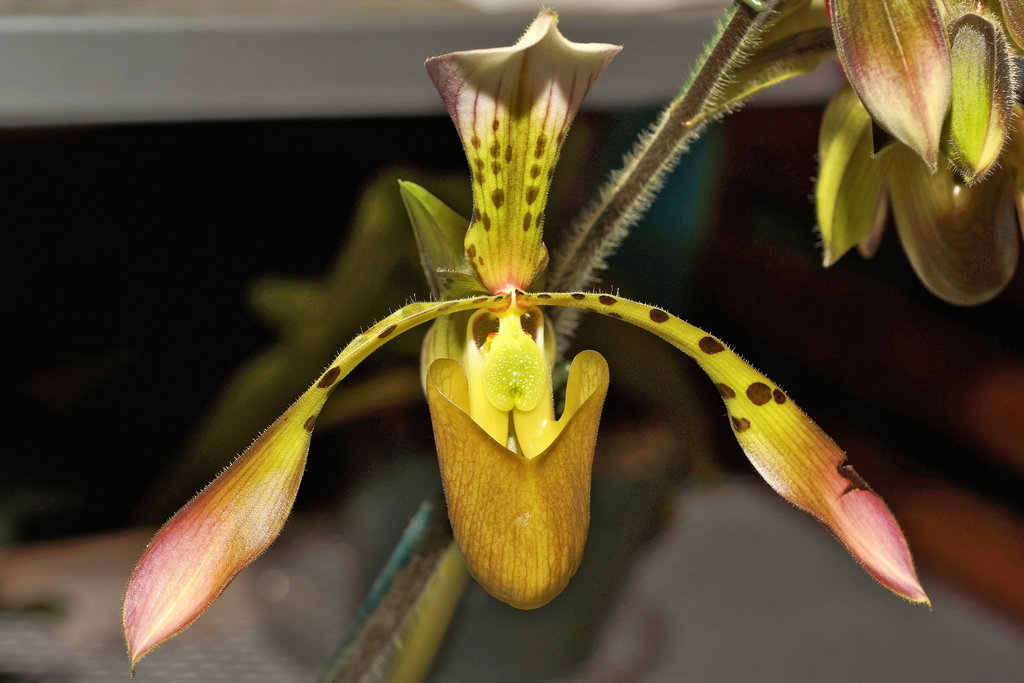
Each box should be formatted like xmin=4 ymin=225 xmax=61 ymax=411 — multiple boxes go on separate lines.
xmin=0 ymin=1 xmax=841 ymax=126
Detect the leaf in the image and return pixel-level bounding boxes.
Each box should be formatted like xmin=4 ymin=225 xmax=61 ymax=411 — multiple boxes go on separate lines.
xmin=399 ymin=180 xmax=472 ymax=297
xmin=142 ymin=170 xmax=428 ymax=516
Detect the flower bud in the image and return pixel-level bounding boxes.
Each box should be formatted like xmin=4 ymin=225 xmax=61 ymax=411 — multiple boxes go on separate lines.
xmin=123 ymin=402 xmax=312 ymax=673
xmin=1000 ymin=0 xmax=1024 ymax=53
xmin=945 ymin=13 xmax=1016 ymax=183
xmin=830 ymin=0 xmax=951 ymax=170
xmin=816 ymin=85 xmax=894 ymax=266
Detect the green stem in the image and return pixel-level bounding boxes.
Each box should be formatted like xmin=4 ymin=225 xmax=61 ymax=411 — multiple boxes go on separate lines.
xmin=547 ymin=0 xmax=787 ymax=297
xmin=321 ymin=492 xmax=467 ymax=683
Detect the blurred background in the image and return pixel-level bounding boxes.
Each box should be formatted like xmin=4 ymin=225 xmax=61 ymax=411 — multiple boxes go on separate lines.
xmin=3 ymin=1 xmax=1024 ymax=681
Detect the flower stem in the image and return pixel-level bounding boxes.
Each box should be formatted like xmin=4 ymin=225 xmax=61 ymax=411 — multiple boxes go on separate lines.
xmin=548 ymin=0 xmax=787 ymax=297
xmin=320 ymin=492 xmax=467 ymax=682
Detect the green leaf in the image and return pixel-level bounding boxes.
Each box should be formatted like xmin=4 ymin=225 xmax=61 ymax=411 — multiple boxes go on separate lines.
xmin=434 ymin=271 xmax=489 ymax=300
xmin=399 ymin=180 xmax=472 ymax=297
xmin=142 ymin=170 xmax=421 ymax=517
xmin=248 ymin=276 xmax=325 ymax=340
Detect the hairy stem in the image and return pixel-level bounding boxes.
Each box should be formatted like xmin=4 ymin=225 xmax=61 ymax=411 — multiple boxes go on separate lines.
xmin=321 ymin=493 xmax=466 ymax=682
xmin=548 ymin=0 xmax=787 ymax=300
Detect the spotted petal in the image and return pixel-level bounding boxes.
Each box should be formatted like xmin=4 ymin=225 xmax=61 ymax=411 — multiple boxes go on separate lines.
xmin=517 ymin=291 xmax=929 ymax=605
xmin=426 ymin=10 xmax=620 ymax=294
xmin=426 ymin=350 xmax=609 ymax=609
xmin=123 ymin=295 xmax=496 ymax=671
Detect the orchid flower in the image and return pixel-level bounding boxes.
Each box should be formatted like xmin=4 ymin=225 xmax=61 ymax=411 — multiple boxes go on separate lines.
xmin=818 ymin=0 xmax=1024 ymax=304
xmin=124 ymin=9 xmax=928 ymax=674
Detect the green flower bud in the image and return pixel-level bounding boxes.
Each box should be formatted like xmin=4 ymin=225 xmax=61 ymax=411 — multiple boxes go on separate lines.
xmin=816 ymin=85 xmax=895 ymax=266
xmin=945 ymin=13 xmax=1016 ymax=183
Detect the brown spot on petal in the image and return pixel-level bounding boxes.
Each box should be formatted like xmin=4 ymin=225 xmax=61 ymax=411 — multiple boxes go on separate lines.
xmin=505 ymin=145 xmax=512 ymax=162
xmin=318 ymin=366 xmax=341 ymax=388
xmin=474 ymin=172 xmax=483 ymax=186
xmin=482 ymin=214 xmax=491 ymax=231
xmin=303 ymin=415 xmax=316 ymax=433
xmin=649 ymin=308 xmax=669 ymax=323
xmin=571 ymin=293 xmax=585 ymax=300
xmin=608 ymin=312 xmax=622 ymax=319
xmin=474 ymin=158 xmax=483 ymax=171
xmin=467 ymin=244 xmax=477 ymax=259
xmin=746 ymin=382 xmax=772 ymax=406
xmin=535 ymin=135 xmax=547 ymax=158
xmin=717 ymin=383 xmax=736 ymax=399
xmin=698 ymin=336 xmax=724 ymax=354
xmin=526 ymin=187 xmax=539 ymax=205
xmin=490 ymin=141 xmax=500 ymax=158
xmin=537 ymin=293 xmax=552 ymax=299
xmin=492 ymin=119 xmax=500 ymax=131
xmin=471 ymin=135 xmax=481 ymax=149
xmin=378 ymin=324 xmax=398 ymax=339
xmin=523 ymin=212 xmax=532 ymax=231
xmin=773 ymin=389 xmax=787 ymax=404
xmin=732 ymin=416 xmax=751 ymax=432
xmin=531 ymin=164 xmax=541 ymax=179
xmin=491 ymin=189 xmax=504 ymax=209
xmin=491 ymin=161 xmax=502 ymax=175
xmin=838 ymin=459 xmax=871 ymax=495
xmin=598 ymin=295 xmax=616 ymax=305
